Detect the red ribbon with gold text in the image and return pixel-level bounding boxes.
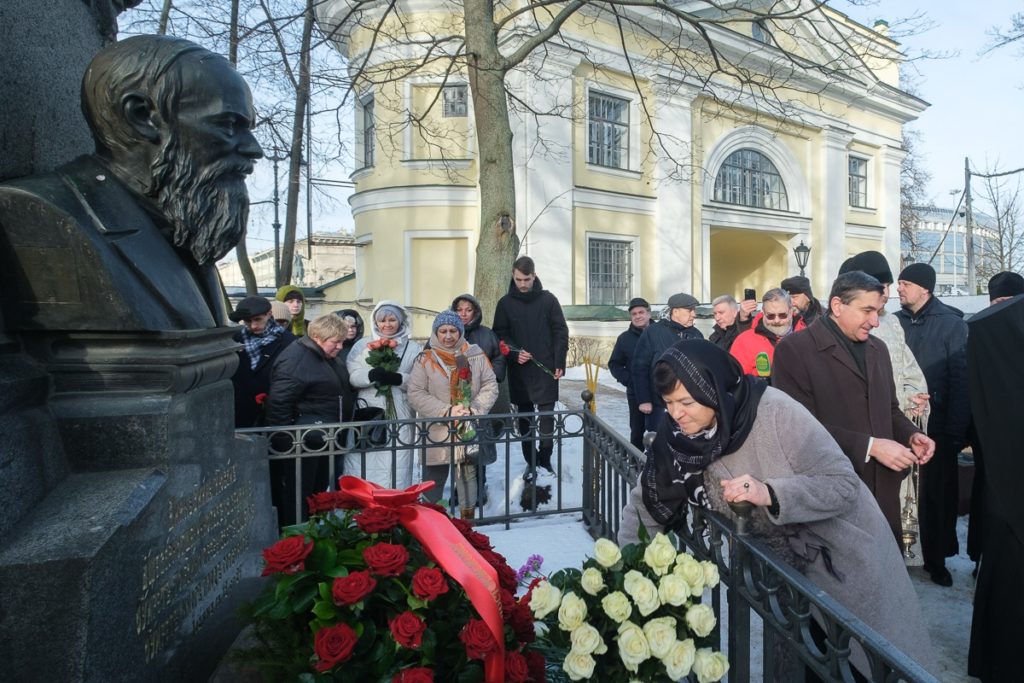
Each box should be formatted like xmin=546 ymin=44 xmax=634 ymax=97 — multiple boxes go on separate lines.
xmin=338 ymin=476 xmax=505 ymax=682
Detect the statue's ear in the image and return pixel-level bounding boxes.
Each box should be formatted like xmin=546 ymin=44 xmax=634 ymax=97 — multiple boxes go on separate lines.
xmin=121 ymin=92 xmax=161 ymax=144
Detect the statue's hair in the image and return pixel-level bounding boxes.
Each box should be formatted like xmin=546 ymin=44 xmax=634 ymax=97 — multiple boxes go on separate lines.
xmin=80 ymin=35 xmax=219 ymax=157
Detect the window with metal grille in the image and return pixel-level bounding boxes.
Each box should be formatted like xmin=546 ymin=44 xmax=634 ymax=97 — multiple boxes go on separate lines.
xmin=713 ymin=149 xmax=789 ymax=210
xmin=848 ymin=156 xmax=868 ymax=207
xmin=588 ymin=238 xmax=632 ymax=305
xmin=362 ymin=97 xmax=375 ymax=168
xmin=443 ymin=85 xmax=468 ymax=118
xmin=588 ymin=91 xmax=629 ymax=169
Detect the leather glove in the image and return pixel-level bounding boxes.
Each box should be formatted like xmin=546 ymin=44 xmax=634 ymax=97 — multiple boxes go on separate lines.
xmin=368 ymin=368 xmax=403 ymax=386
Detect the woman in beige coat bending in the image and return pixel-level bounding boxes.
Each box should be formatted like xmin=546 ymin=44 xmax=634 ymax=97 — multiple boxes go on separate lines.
xmin=408 ymin=310 xmax=498 ymax=518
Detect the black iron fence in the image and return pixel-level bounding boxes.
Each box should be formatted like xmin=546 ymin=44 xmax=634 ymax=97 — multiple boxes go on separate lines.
xmin=238 ymin=399 xmax=936 ymax=683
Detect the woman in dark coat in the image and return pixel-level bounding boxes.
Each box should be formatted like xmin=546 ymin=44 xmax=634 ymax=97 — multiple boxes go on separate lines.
xmin=619 ymin=341 xmax=936 ymax=677
xmin=334 ymin=308 xmax=365 ymax=366
xmin=265 ymin=313 xmax=355 ymax=526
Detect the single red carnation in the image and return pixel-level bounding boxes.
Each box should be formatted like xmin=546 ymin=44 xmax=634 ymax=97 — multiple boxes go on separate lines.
xmin=389 ymin=610 xmax=427 ymax=649
xmin=505 ymin=650 xmax=531 ymax=683
xmin=363 ymin=542 xmax=409 ymax=577
xmin=254 ymin=392 xmax=268 ymax=405
xmin=459 ymin=619 xmax=497 ymax=661
xmin=355 ymin=507 xmax=400 ymax=533
xmin=332 ymin=570 xmax=376 ymax=606
xmin=261 ymin=535 xmax=313 ymax=576
xmin=411 ymin=567 xmax=449 ymax=601
xmin=499 ymin=341 xmax=511 ymax=356
xmin=392 ymin=667 xmax=434 ymax=683
xmin=457 ymin=366 xmax=471 ymax=381
xmin=314 ymin=623 xmax=357 ymax=671
xmin=525 ymin=649 xmax=546 ymax=682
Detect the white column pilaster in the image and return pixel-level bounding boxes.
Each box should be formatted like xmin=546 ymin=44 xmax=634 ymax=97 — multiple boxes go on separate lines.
xmin=880 ymin=145 xmax=907 ymax=268
xmin=652 ymin=79 xmax=700 ymax=301
xmin=817 ymin=127 xmax=855 ymax=289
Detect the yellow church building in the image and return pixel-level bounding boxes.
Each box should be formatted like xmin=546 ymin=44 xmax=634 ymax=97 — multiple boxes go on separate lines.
xmin=317 ymin=0 xmax=926 ymax=331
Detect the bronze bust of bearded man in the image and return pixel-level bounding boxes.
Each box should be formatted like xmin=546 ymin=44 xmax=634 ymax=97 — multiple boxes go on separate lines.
xmin=0 ymin=35 xmax=263 ymax=331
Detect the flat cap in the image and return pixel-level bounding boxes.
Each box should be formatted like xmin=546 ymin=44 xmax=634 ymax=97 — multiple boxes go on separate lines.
xmin=667 ymin=293 xmax=699 ymax=309
xmin=229 ymin=296 xmax=272 ymax=322
xmin=627 ymin=297 xmax=650 ymax=311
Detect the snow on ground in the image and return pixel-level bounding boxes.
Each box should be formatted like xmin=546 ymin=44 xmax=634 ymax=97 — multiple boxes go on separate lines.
xmin=478 ymin=376 xmax=978 ymax=682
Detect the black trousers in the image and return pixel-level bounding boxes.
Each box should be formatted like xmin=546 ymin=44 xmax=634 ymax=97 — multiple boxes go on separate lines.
xmin=515 ymin=401 xmax=555 ymax=470
xmin=919 ymin=437 xmax=960 ymax=568
xmin=626 ymin=392 xmax=645 ymax=451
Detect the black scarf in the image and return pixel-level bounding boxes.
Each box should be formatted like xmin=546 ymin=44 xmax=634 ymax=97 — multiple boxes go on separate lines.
xmin=822 ymin=315 xmax=867 ymax=378
xmin=640 ymin=340 xmax=767 ymax=526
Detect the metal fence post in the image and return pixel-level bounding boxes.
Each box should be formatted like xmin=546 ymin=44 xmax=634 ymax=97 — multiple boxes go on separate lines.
xmin=728 ymin=501 xmax=753 ymax=683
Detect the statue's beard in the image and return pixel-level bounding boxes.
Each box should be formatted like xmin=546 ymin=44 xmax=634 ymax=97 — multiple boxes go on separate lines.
xmin=150 ymin=137 xmax=252 ymax=266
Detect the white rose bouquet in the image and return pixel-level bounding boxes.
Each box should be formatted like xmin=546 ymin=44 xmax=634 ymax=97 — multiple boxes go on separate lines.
xmin=530 ymin=531 xmax=727 ymax=682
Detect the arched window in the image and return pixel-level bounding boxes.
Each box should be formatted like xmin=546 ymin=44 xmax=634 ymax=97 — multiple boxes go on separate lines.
xmin=713 ymin=149 xmax=789 ymax=211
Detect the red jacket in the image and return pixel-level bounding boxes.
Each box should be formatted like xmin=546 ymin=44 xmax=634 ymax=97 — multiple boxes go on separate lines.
xmin=730 ymin=327 xmax=780 ymax=377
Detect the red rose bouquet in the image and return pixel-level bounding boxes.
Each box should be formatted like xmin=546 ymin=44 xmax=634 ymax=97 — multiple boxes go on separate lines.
xmin=366 ymin=338 xmax=401 ymax=419
xmin=453 ymin=354 xmax=476 ymax=442
xmin=244 ymin=478 xmax=546 ymax=682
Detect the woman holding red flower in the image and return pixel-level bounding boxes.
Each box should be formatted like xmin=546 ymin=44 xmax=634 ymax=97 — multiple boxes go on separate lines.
xmin=408 ymin=310 xmax=497 ymax=519
xmin=346 ymin=301 xmax=422 ymax=488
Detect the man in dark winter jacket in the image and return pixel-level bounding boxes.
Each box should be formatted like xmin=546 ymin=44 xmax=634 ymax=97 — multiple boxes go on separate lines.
xmin=453 ymin=293 xmax=507 ymax=496
xmin=708 ymin=294 xmax=755 ymax=350
xmin=493 ymin=256 xmax=569 ymax=479
xmin=896 ymin=262 xmax=971 ymax=587
xmin=781 ymin=275 xmax=824 ymax=327
xmin=632 ymin=293 xmax=704 ymax=432
xmin=230 ymin=296 xmax=295 ymax=428
xmin=607 ymin=297 xmax=652 ymax=450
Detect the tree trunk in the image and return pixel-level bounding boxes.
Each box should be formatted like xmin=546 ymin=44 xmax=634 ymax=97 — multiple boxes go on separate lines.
xmin=228 ymin=0 xmax=258 ymax=294
xmin=158 ymin=0 xmax=173 ymax=35
xmin=278 ymin=0 xmax=314 ymax=287
xmin=464 ymin=0 xmax=519 ymax=322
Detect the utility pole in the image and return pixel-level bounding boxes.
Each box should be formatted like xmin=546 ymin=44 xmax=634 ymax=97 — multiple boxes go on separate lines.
xmin=965 ymin=157 xmax=976 ymax=295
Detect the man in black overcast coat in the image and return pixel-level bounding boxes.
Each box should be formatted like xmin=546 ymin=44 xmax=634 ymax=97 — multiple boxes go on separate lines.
xmin=492 ymin=256 xmax=568 ymax=479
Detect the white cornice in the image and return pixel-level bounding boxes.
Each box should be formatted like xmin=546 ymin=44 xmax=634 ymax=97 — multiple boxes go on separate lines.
xmin=845 ymin=222 xmax=886 ymax=240
xmin=349 ymin=185 xmax=478 ymax=216
xmin=574 ymin=187 xmax=656 ymax=215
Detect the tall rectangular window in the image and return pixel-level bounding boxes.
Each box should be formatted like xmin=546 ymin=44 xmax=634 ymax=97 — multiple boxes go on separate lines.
xmin=588 ymin=91 xmax=629 ymax=169
xmin=442 ymin=85 xmax=468 ymax=117
xmin=848 ymin=156 xmax=868 ymax=207
xmin=588 ymin=238 xmax=632 ymax=305
xmin=362 ymin=97 xmax=375 ymax=168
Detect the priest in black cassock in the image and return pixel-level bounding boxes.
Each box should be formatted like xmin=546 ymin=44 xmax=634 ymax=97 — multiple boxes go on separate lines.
xmin=967 ymin=293 xmax=1024 ymax=683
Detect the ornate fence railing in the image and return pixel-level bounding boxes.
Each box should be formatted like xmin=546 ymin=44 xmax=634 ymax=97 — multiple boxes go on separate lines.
xmin=238 ymin=395 xmax=937 ymax=683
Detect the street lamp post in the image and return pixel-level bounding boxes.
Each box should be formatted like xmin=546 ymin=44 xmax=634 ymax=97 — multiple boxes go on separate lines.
xmin=266 ymin=148 xmax=287 ymax=288
xmin=793 ymin=240 xmax=811 ymax=277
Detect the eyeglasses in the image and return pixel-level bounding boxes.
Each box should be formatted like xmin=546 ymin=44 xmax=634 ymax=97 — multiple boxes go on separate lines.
xmin=763 ymin=312 xmax=790 ymax=321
